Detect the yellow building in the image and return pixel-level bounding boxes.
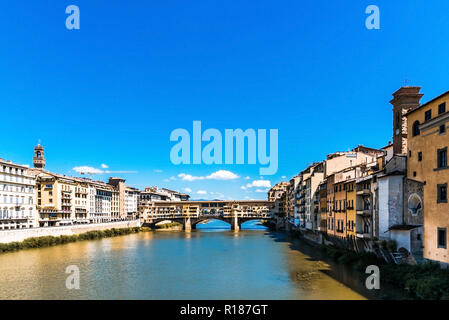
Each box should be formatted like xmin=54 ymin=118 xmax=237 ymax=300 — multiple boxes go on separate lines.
xmin=345 ymin=179 xmax=356 ymax=239
xmin=333 ymin=180 xmax=347 ymax=239
xmin=36 ymin=172 xmax=78 ymax=226
xmin=406 ymin=89 xmax=449 ymax=265
xmin=326 ymin=174 xmax=335 ymax=236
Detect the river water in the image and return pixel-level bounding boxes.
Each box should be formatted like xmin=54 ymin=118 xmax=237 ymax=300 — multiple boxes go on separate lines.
xmin=0 ymin=220 xmax=404 ymax=299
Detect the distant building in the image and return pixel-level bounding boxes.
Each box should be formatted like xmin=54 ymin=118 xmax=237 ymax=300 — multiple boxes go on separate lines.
xmin=267 ymin=182 xmax=289 ymax=202
xmin=140 ymin=187 xmax=190 ymax=206
xmin=267 ymin=181 xmax=289 ymax=228
xmin=125 ymin=186 xmax=140 ymax=220
xmin=31 ymin=143 xmax=139 ymax=226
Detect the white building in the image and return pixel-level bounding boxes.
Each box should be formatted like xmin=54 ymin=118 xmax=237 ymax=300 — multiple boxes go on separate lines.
xmin=89 ymin=183 xmax=113 ymax=223
xmin=0 ymin=159 xmax=37 ymax=230
xmin=125 ymin=187 xmax=139 ymax=219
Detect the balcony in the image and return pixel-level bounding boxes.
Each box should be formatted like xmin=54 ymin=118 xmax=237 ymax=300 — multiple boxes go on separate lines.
xmin=356 ymin=231 xmax=371 ymax=239
xmin=356 ymin=187 xmax=370 ymax=196
xmin=356 ymin=208 xmax=371 ymax=216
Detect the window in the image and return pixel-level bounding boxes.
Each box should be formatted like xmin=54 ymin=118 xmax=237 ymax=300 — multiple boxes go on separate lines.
xmin=413 ymin=121 xmax=420 ymax=136
xmin=418 ymin=152 xmax=422 ymax=162
xmin=425 ymin=110 xmax=432 ymax=121
xmin=440 ymin=125 xmax=447 ymax=134
xmin=413 ymin=171 xmax=417 ymax=177
xmin=437 ymin=148 xmax=448 ymax=169
xmin=438 ymin=228 xmax=447 ymax=249
xmin=395 ymin=112 xmax=400 ymax=129
xmin=409 ymin=150 xmax=412 ymax=158
xmin=438 ymin=184 xmax=448 ymax=203
xmin=439 ymin=102 xmax=446 ymax=115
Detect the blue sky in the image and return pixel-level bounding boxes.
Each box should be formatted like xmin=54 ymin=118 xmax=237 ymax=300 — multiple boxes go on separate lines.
xmin=1 ymin=0 xmax=449 ymax=200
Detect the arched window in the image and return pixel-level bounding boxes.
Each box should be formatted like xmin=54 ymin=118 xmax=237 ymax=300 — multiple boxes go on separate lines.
xmin=408 ymin=194 xmax=422 ymax=216
xmin=413 ymin=120 xmax=421 ymax=136
xmin=36 ymin=151 xmax=41 ymax=158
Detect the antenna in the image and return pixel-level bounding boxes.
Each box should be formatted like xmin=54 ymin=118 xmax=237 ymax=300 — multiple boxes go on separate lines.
xmin=404 ymin=76 xmax=410 ymax=86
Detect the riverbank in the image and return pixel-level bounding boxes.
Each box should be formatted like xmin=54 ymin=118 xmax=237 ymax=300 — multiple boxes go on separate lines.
xmin=155 ymin=222 xmax=183 ymax=231
xmin=0 ymin=226 xmax=151 ymax=254
xmin=291 ymin=229 xmax=449 ymax=300
xmin=0 ymin=220 xmax=141 ymax=244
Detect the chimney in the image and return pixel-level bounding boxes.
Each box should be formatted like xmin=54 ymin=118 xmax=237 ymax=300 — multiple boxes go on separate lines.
xmin=390 ymin=86 xmax=423 ymax=155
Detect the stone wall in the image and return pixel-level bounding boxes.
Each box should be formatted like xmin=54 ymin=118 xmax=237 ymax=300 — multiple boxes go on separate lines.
xmin=0 ymin=220 xmax=141 ymax=244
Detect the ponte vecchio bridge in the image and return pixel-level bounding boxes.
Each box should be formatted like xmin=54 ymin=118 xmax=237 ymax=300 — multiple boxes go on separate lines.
xmin=139 ymin=200 xmax=274 ymax=231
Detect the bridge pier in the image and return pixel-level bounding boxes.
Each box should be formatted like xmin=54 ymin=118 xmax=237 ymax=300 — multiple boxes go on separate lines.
xmin=231 ymin=215 xmax=240 ymax=231
xmin=184 ymin=217 xmax=192 ymax=232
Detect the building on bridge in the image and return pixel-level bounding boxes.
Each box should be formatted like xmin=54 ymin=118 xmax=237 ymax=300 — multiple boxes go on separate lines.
xmin=139 ymin=187 xmax=190 ymax=206
xmin=139 ymin=200 xmax=274 ymax=231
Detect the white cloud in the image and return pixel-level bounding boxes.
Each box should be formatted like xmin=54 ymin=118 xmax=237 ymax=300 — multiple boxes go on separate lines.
xmin=183 ymin=188 xmax=192 ymax=193
xmin=73 ymin=166 xmax=103 ymax=175
xmin=178 ymin=174 xmax=198 ymax=181
xmin=101 ymin=164 xmax=109 ymax=169
xmin=207 ymin=170 xmax=239 ymax=180
xmin=209 ymin=192 xmax=225 ymax=199
xmin=240 ymin=186 xmax=247 ymax=190
xmin=244 ymin=180 xmax=271 ymax=189
xmin=244 ymin=176 xmax=251 ymax=180
xmin=72 ymin=166 xmax=137 ymax=175
xmin=281 ymin=176 xmax=286 ymax=179
xmin=255 ymin=188 xmax=269 ymax=193
xmin=178 ymin=170 xmax=239 ymax=181
xmin=196 ymin=190 xmax=207 ymax=195
xmin=154 ymin=169 xmax=163 ymax=173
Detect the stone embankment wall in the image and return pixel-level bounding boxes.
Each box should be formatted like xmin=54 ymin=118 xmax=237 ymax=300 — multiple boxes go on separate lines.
xmin=0 ymin=220 xmax=141 ymax=244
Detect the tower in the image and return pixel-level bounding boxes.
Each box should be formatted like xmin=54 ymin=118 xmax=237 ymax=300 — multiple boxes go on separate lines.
xmin=390 ymin=87 xmax=423 ymax=155
xmin=33 ymin=141 xmax=46 ymax=169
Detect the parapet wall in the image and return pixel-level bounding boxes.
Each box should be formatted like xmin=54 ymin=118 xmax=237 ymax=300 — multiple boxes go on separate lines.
xmin=0 ymin=220 xmax=141 ymax=244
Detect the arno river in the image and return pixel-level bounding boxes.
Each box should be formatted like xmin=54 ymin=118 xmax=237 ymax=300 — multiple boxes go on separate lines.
xmin=0 ymin=221 xmax=405 ymax=300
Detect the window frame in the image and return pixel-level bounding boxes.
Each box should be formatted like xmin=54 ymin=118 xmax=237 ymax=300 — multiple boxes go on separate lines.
xmin=439 ymin=102 xmax=446 ymax=115
xmin=437 ymin=147 xmax=448 ymax=169
xmin=412 ymin=120 xmax=421 ymax=136
xmin=438 ymin=227 xmax=447 ymax=249
xmin=437 ymin=183 xmax=448 ymax=203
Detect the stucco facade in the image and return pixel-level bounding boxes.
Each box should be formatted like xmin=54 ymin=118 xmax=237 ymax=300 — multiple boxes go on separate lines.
xmin=406 ymin=89 xmax=449 ymax=264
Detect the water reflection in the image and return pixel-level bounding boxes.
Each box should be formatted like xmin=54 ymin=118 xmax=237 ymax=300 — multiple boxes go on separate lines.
xmin=0 ymin=228 xmax=386 ymax=300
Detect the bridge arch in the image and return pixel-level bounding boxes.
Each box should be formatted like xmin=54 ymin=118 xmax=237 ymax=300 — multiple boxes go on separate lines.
xmin=193 ymin=218 xmax=231 ymax=229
